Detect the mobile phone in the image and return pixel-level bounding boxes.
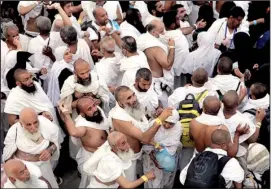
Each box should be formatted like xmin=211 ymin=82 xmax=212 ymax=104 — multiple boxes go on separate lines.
xmin=232 ymin=62 xmax=238 ymax=70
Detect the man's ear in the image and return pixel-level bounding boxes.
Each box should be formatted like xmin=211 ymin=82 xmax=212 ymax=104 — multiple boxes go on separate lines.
xmin=15 ymin=81 xmax=21 ymax=87
xmin=9 ymin=177 xmax=16 ymax=183
xmin=152 ymin=10 xmax=156 ymax=16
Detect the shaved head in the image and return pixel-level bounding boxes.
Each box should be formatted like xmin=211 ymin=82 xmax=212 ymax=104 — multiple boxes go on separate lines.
xmin=74 ymin=58 xmax=90 ymax=71
xmin=19 ymin=107 xmax=37 ymax=123
xmin=74 ymin=58 xmax=91 ymax=86
xmin=76 ymin=97 xmax=96 ymax=114
xmin=150 ymin=19 xmax=164 ymax=28
xmin=108 ymin=131 xmax=126 ymax=147
xmin=114 ymin=86 xmax=131 ymax=102
xmin=14 ymin=69 xmax=29 ymax=82
xmin=211 ymin=129 xmax=231 ymax=145
xmin=4 ymin=159 xmax=26 ymax=178
xmin=191 ymin=68 xmax=208 ymax=86
xmin=222 ymin=90 xmax=239 ymax=111
xmin=203 ymin=96 xmax=221 ymax=115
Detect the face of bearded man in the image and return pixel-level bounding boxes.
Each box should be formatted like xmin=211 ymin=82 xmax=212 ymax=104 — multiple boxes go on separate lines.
xmin=14 ymin=175 xmax=46 ymax=188
xmin=77 ymin=74 xmax=92 ymax=86
xmin=20 ymin=83 xmax=37 ymax=94
xmin=23 ymin=126 xmax=42 ymax=143
xmin=116 ymin=148 xmax=135 ymax=162
xmin=123 ymin=100 xmax=145 ymax=121
xmin=85 ymin=108 xmax=104 ymax=124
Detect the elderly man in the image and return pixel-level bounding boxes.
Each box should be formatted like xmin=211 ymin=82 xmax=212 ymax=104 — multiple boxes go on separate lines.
xmin=109 ymin=85 xmax=173 ymax=181
xmin=18 ymin=1 xmax=49 ymax=38
xmin=3 ymin=159 xmax=50 ymax=188
xmin=95 ymin=36 xmax=122 ymax=90
xmin=120 ymin=36 xmax=150 ymax=87
xmin=137 ymin=19 xmax=175 ymax=107
xmin=3 ymin=108 xmax=60 ymax=188
xmin=55 ymin=26 xmax=94 ymax=69
xmin=2 ymin=21 xmax=29 ymax=51
xmin=60 ymin=58 xmax=110 ymax=116
xmin=59 ymin=97 xmax=109 ymax=188
xmin=130 ymin=68 xmax=160 ymax=119
xmin=4 ymin=69 xmax=60 ymax=129
xmin=83 ymin=131 xmax=156 ymax=188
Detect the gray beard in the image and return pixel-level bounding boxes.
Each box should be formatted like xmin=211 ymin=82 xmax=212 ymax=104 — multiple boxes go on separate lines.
xmin=23 ymin=127 xmax=42 ymax=143
xmin=14 ymin=175 xmax=45 ymax=188
xmin=123 ymin=103 xmax=145 ymax=121
xmin=117 ymin=148 xmax=135 ymax=162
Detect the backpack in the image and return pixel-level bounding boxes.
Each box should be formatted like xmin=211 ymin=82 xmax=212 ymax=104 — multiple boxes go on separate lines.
xmin=178 ymin=90 xmax=208 ymax=148
xmin=217 ymin=81 xmax=241 ymax=100
xmin=185 ymin=151 xmax=231 ymax=188
xmin=243 ymin=107 xmax=270 ymax=151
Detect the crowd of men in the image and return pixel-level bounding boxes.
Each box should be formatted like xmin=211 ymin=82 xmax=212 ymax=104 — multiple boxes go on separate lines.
xmin=0 ymin=1 xmax=270 ymax=188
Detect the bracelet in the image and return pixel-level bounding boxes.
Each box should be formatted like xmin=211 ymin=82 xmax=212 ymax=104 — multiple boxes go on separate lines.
xmin=141 ymin=175 xmax=148 ymax=182
xmin=256 ymin=122 xmax=261 ymax=128
xmin=155 ymin=142 xmax=160 ymax=149
xmin=253 ymin=20 xmax=257 ymax=26
xmin=155 ymin=118 xmax=162 ymax=125
xmin=168 ymin=46 xmax=175 ymax=49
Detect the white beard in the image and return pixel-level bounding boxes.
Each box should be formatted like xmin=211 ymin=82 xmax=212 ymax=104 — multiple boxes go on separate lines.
xmin=124 ymin=103 xmax=145 ymax=121
xmin=14 ymin=175 xmax=46 ymax=188
xmin=117 ymin=148 xmax=135 ymax=162
xmin=23 ymin=127 xmax=42 ymax=143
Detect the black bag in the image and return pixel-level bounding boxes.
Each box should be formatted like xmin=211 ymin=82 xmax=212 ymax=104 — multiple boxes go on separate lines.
xmin=243 ymin=107 xmax=270 ymax=151
xmin=185 ymin=151 xmax=231 ymax=188
xmin=217 ymin=81 xmax=241 ymax=100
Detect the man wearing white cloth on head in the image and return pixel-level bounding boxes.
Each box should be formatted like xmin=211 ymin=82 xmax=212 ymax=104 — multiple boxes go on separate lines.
xmin=3 ymin=159 xmax=50 ymax=188
xmin=60 ymin=58 xmax=110 ymax=117
xmin=3 ymin=108 xmax=60 ymax=188
xmin=210 ymin=57 xmax=248 ymax=110
xmin=120 ymin=36 xmax=150 ymax=87
xmin=137 ymin=19 xmax=175 ymax=108
xmin=130 ymin=68 xmax=161 ymax=119
xmin=181 ymin=32 xmax=221 ymax=77
xmin=58 ymin=97 xmax=109 ymax=188
xmin=109 ymin=86 xmax=173 ymax=181
xmin=218 ymin=91 xmax=266 ymax=171
xmin=83 ymin=131 xmax=156 ymax=188
xmin=142 ymin=109 xmax=182 ymax=188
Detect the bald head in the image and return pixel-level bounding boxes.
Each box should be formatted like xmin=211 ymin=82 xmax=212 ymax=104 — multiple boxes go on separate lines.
xmin=222 ymin=90 xmax=239 ymax=111
xmin=93 ymin=6 xmax=109 ymax=26
xmin=4 ymin=159 xmax=29 ymax=181
xmin=20 ymin=107 xmax=37 ymax=122
xmin=211 ymin=129 xmax=231 ymax=146
xmin=74 ymin=58 xmax=89 ymax=71
xmin=14 ymin=69 xmax=29 ymax=82
xmin=108 ymin=131 xmax=131 ymax=155
xmin=191 ymin=68 xmax=208 ymax=86
xmin=203 ymin=96 xmax=221 ymax=115
xmin=147 ymin=20 xmax=165 ymax=38
xmin=76 ymin=97 xmax=96 ymax=114
xmin=108 ymin=131 xmax=125 ymax=147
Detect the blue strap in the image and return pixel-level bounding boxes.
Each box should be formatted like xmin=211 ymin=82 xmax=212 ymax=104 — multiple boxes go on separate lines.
xmin=224 ymin=22 xmax=237 ymax=49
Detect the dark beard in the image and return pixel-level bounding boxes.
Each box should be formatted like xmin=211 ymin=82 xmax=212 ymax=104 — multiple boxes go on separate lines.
xmin=156 ymin=10 xmax=164 ymax=18
xmin=77 ymin=74 xmax=91 ymax=86
xmin=137 ymin=84 xmax=148 ymax=92
xmin=21 ymin=83 xmax=37 ymax=94
xmin=85 ymin=109 xmax=104 ymax=124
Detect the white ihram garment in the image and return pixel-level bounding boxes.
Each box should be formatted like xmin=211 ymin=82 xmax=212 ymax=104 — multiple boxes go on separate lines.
xmin=120 ymin=21 xmax=142 ymax=40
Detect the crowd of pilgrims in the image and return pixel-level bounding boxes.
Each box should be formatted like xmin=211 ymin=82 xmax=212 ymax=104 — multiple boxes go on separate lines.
xmin=0 ymin=1 xmax=270 ymax=188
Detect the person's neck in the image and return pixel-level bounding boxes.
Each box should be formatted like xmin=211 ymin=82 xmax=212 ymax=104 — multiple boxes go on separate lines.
xmin=223 ymin=108 xmax=236 ymax=119
xmin=126 ymin=51 xmax=138 ymax=58
xmin=104 ymin=52 xmax=115 ymax=58
xmin=192 ymin=82 xmax=204 ymax=88
xmin=40 ymin=33 xmax=50 ymax=40
xmin=69 ymin=43 xmax=78 ymax=54
xmin=227 ymin=20 xmax=235 ymax=31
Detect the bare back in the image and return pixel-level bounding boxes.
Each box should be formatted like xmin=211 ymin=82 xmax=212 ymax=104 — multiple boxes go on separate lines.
xmin=190 ymin=119 xmax=228 ymax=152
xmin=81 ymin=127 xmax=107 ymax=153
xmin=144 ymin=47 xmax=164 ymax=78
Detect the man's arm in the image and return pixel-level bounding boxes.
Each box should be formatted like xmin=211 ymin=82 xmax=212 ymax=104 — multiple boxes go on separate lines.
xmin=39 ymin=176 xmax=52 ymax=188
xmin=18 ymin=2 xmax=39 ymax=16
xmin=164 ymin=1 xmax=175 ymax=11
xmin=7 ymin=114 xmax=19 ymax=126
xmin=115 ymin=5 xmax=123 ymax=25
xmin=247 ymin=109 xmax=265 ymax=143
xmin=116 ymin=171 xmax=155 ymax=188
xmin=47 ymin=3 xmax=72 ymax=29
xmin=153 ymin=45 xmax=175 ymax=71
xmin=61 ymin=111 xmax=87 ymax=138
xmin=180 ymin=20 xmax=206 ymax=35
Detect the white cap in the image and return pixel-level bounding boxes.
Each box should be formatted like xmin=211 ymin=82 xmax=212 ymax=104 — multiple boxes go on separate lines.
xmin=165 ymin=109 xmax=179 ymax=124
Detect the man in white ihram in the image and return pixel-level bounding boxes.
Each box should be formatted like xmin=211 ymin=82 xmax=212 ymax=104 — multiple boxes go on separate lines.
xmin=83 ymin=131 xmax=156 ymax=188
xmin=3 ymin=107 xmax=60 ymax=188
xmin=3 ymin=159 xmax=50 ymax=188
